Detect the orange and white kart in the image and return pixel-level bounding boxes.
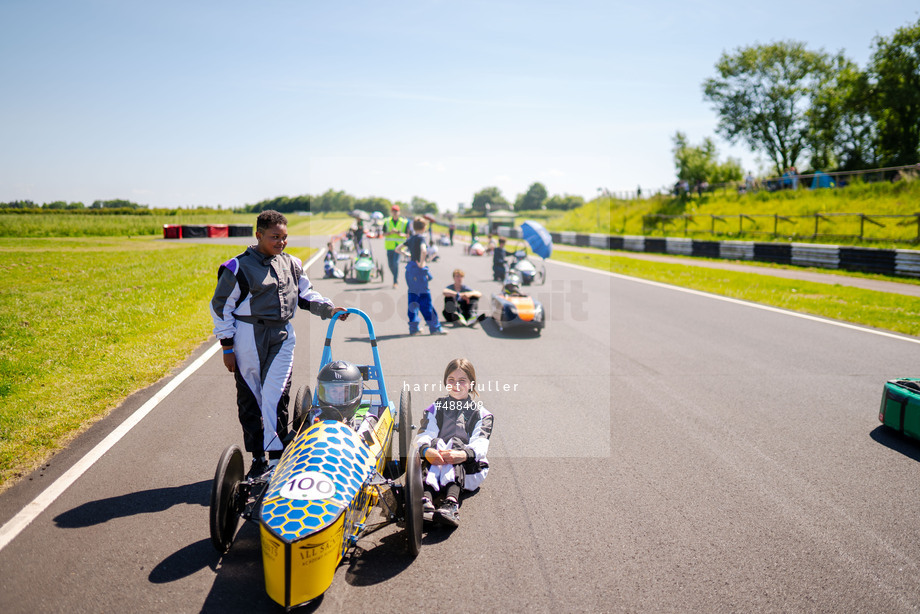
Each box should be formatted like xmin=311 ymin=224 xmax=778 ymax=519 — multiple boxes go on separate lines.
xmin=489 ymin=270 xmax=545 ymax=335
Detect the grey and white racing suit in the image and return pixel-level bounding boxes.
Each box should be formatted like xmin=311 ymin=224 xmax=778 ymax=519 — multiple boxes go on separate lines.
xmin=210 ymin=246 xmax=335 ymax=456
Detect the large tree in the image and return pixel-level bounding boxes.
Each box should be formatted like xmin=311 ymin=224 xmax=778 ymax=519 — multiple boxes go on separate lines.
xmin=703 ymin=41 xmax=841 ymax=174
xmin=807 ymin=57 xmax=878 ymax=171
xmin=515 ymin=182 xmax=548 ymax=211
xmin=868 ymin=17 xmax=920 ymax=166
xmin=410 ymin=196 xmax=438 ymax=215
xmin=470 ymin=187 xmax=509 ymax=213
xmin=672 ymin=131 xmax=743 ymax=185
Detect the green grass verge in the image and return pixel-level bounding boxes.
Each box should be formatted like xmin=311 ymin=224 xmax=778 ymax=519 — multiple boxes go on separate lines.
xmin=0 ymin=237 xmax=316 ymax=490
xmin=553 ymin=247 xmax=920 ymax=338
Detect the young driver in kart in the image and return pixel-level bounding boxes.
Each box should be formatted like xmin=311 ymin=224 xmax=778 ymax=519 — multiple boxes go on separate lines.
xmin=416 ymin=358 xmax=493 ymax=527
xmin=211 ymin=210 xmax=348 ymax=478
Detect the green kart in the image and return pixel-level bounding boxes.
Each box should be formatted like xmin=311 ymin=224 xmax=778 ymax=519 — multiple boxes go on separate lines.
xmin=344 ymin=248 xmax=384 ymax=283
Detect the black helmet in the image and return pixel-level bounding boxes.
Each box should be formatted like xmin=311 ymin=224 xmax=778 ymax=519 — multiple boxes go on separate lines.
xmin=316 ymin=360 xmax=363 ymax=421
xmin=359 ymin=249 xmax=371 ymax=259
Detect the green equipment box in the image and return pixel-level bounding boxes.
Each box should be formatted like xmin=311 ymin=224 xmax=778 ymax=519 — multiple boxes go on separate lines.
xmin=879 ymin=378 xmax=920 ymax=440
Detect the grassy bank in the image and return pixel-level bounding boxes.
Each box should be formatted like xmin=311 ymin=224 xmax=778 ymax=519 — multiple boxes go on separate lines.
xmin=552 ymin=247 xmax=920 ymax=338
xmin=545 ymin=179 xmax=920 ymax=246
xmin=0 ymin=237 xmax=316 ymax=490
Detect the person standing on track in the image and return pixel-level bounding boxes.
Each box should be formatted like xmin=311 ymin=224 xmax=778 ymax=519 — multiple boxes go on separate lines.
xmin=383 ymin=204 xmax=409 ymax=288
xmin=210 ymin=210 xmax=348 ymax=477
xmin=399 ymin=217 xmax=447 ymax=336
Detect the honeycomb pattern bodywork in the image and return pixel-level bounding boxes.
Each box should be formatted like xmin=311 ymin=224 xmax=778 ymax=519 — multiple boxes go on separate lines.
xmin=260 ymin=420 xmax=374 ymax=543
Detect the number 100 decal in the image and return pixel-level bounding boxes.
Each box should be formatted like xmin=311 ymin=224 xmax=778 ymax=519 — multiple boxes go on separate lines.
xmin=280 ymin=471 xmax=337 ymax=501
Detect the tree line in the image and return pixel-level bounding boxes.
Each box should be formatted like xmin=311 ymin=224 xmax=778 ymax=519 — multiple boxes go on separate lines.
xmin=2 ymin=183 xmax=585 ymax=215
xmin=674 ymin=16 xmax=920 ymax=187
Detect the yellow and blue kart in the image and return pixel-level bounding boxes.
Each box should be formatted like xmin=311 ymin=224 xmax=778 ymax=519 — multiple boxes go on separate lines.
xmin=209 ymin=308 xmax=423 ymax=610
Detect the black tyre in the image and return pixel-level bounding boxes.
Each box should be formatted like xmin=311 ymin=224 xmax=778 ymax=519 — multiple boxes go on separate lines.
xmin=538 ymin=263 xmax=546 ymax=285
xmin=292 ymin=384 xmax=311 ymax=434
xmin=404 ymin=442 xmax=423 ymax=557
xmin=210 ymin=444 xmax=244 ymax=554
xmin=398 ymin=390 xmax=412 ymax=474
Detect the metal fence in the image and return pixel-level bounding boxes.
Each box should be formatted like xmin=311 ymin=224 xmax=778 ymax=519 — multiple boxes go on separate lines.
xmin=642 ymin=212 xmax=920 ymax=244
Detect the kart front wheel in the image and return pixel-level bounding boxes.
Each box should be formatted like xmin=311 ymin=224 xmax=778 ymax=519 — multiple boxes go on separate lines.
xmin=292 ymin=384 xmax=311 ymax=434
xmin=210 ymin=444 xmax=244 ymax=554
xmin=404 ymin=442 xmax=423 ymax=557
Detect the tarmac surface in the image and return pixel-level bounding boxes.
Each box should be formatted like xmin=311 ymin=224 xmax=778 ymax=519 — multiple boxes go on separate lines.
xmin=1 ymin=235 xmax=918 ymax=613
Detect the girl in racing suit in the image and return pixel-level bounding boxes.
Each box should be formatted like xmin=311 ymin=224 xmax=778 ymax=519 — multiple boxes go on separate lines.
xmin=210 ymin=210 xmax=347 ymax=476
xmin=416 ymin=357 xmax=493 ymax=527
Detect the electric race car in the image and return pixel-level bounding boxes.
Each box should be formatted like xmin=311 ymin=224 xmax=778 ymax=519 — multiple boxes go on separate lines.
xmin=209 ymin=309 xmax=423 ymax=609
xmin=489 ymin=270 xmax=545 ymax=335
xmin=343 ymin=247 xmax=384 ymax=283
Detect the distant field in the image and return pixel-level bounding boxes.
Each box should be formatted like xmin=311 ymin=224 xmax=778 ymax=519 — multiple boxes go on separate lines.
xmin=1 ymin=212 xmax=352 ymax=238
xmin=0 ymin=237 xmax=316 ymax=490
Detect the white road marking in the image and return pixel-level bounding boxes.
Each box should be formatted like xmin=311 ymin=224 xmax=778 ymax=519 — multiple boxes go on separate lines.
xmin=0 ymin=342 xmax=221 ymax=552
xmin=0 ymin=250 xmax=326 ymax=553
xmin=552 ymin=258 xmax=920 ymax=346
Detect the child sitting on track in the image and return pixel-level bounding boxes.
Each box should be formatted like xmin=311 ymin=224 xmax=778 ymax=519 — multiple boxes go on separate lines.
xmin=416 ymin=358 xmax=493 ymax=527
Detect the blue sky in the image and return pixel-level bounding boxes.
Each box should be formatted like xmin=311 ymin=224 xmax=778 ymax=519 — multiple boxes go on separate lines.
xmin=1 ymin=1 xmax=918 ymax=211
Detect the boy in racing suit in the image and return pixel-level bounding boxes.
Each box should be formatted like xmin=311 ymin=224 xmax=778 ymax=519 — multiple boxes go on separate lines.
xmin=416 ymin=357 xmax=493 ymax=527
xmin=210 ymin=210 xmax=347 ymax=476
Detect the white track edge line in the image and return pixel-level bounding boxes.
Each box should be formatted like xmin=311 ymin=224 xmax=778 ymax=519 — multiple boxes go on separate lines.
xmin=0 ymin=247 xmax=325 ymax=552
xmin=0 ymin=342 xmax=221 ymax=552
xmin=550 ymin=258 xmax=920 ymax=346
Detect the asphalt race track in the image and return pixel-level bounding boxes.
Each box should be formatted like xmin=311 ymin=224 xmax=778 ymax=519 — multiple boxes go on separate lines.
xmin=1 ymin=236 xmax=919 ymax=613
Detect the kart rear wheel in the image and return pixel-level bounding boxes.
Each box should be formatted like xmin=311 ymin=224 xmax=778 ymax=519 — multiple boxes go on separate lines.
xmin=404 ymin=442 xmax=423 ymax=557
xmin=538 ymin=262 xmax=546 ymax=285
xmin=292 ymin=384 xmax=311 ymax=434
xmin=398 ymin=390 xmax=412 ymax=474
xmin=210 ymin=444 xmax=244 ymax=554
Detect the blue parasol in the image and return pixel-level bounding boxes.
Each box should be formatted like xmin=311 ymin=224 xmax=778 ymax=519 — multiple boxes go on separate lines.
xmin=520 ymin=220 xmax=552 ymax=259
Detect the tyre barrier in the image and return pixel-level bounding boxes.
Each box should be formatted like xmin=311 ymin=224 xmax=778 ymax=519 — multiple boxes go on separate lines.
xmin=163 ymin=224 xmax=253 ymax=239
xmin=665 ymin=237 xmax=693 ymax=256
xmin=720 ymin=241 xmax=755 ymax=261
xmin=791 ymin=243 xmax=840 ymax=269
xmin=496 ymin=226 xmax=920 ymax=278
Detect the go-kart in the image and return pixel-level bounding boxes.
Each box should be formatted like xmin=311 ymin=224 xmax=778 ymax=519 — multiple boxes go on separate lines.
xmin=507 ymin=249 xmax=546 ymax=286
xmin=209 ymin=308 xmax=423 ymax=609
xmin=489 ymin=270 xmax=545 ymax=335
xmin=344 ymin=248 xmax=385 ymax=283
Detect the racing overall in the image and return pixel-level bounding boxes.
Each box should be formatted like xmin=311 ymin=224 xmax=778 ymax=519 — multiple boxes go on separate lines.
xmin=416 ymin=396 xmax=493 ymax=493
xmin=211 ymin=247 xmax=335 ymax=457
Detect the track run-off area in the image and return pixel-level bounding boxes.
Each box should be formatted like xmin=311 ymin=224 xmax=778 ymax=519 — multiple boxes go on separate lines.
xmin=1 ymin=235 xmax=918 ymax=613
